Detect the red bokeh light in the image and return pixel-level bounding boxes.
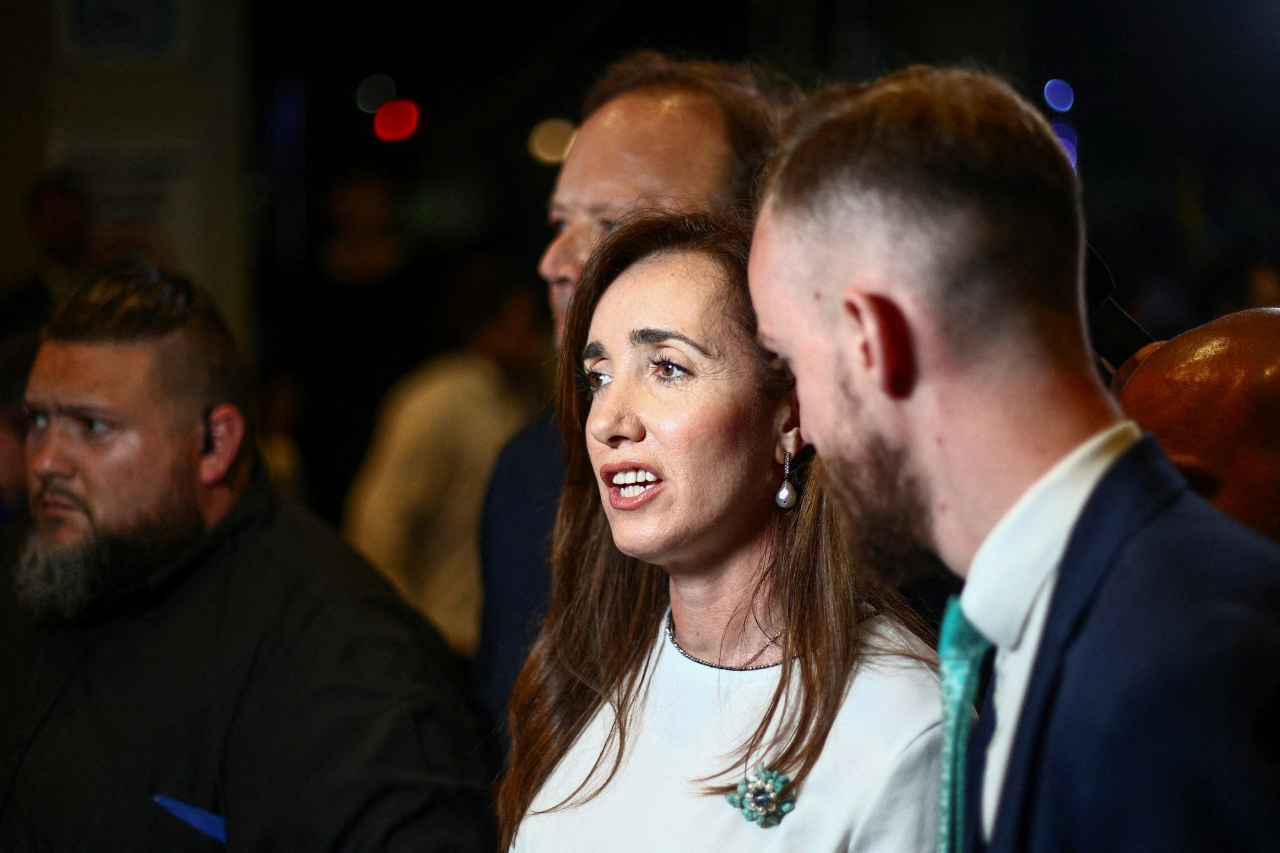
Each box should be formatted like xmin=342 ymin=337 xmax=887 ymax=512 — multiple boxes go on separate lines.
xmin=374 ymin=99 xmax=419 ymax=142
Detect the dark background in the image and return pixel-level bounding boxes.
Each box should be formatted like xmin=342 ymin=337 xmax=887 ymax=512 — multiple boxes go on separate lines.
xmin=254 ymin=0 xmax=1280 ymax=345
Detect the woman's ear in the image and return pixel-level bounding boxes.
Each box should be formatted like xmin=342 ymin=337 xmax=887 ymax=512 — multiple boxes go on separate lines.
xmin=774 ymin=388 xmax=804 ymax=464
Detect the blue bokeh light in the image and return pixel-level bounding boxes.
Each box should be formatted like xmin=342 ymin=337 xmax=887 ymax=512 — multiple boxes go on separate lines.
xmin=1044 ymin=79 xmax=1075 ymax=112
xmin=1056 ymin=135 xmax=1078 ymax=170
xmin=1052 ymin=123 xmax=1077 ymax=147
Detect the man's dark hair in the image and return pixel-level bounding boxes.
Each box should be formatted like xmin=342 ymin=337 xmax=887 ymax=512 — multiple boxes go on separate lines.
xmin=766 ymin=66 xmax=1085 ymax=358
xmin=46 ymin=272 xmax=256 ymax=464
xmin=584 ymin=51 xmax=800 ymax=207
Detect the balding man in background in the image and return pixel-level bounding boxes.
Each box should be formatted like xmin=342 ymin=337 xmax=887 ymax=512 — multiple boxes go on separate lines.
xmin=1118 ymin=307 xmax=1280 ymax=543
xmin=473 ymin=52 xmax=794 ymax=732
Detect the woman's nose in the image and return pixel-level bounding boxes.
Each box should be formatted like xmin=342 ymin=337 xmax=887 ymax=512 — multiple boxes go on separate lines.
xmin=588 ymin=380 xmax=645 ymax=448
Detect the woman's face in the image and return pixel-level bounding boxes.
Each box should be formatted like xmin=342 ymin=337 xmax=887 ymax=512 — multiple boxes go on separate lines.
xmin=582 ymin=251 xmax=787 ymax=575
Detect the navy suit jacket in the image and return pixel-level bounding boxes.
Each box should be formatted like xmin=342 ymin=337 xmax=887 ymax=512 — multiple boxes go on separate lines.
xmin=969 ymin=436 xmax=1280 ymax=852
xmin=472 ymin=409 xmax=563 ymax=735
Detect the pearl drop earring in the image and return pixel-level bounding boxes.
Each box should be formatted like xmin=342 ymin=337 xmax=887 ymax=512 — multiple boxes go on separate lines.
xmin=775 ymin=451 xmax=797 ymax=509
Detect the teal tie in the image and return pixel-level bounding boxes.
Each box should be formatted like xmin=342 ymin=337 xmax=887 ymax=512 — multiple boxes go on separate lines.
xmin=937 ymin=596 xmax=993 ymax=853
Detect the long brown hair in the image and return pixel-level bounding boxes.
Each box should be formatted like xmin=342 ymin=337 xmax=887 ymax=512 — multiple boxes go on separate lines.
xmin=497 ymin=210 xmax=924 ymax=848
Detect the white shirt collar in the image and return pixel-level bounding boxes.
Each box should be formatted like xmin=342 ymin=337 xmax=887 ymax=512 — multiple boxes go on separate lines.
xmin=961 ymin=421 xmax=1142 ymax=651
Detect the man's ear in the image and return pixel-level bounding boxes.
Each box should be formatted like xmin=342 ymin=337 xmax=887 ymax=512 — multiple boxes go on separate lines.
xmin=199 ymin=404 xmax=246 ymax=486
xmin=840 ymin=287 xmax=917 ymax=400
xmin=774 ymin=388 xmax=803 ymax=464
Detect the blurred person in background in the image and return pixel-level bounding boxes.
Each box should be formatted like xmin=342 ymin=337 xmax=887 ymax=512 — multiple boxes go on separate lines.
xmin=0 ymin=272 xmax=494 ymax=851
xmin=346 ymin=254 xmax=549 ymax=658
xmin=1118 ymin=308 xmax=1280 ymax=543
xmin=279 ymin=168 xmax=442 ymax=525
xmin=257 ymin=371 xmax=309 ymax=504
xmin=0 ymin=334 xmax=40 ymax=530
xmin=0 ymin=174 xmax=95 ymax=342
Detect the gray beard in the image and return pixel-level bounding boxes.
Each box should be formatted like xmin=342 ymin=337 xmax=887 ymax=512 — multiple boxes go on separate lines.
xmin=823 ymin=432 xmax=939 ymax=590
xmin=15 ymin=531 xmax=106 ymax=622
xmin=14 ymin=508 xmax=203 ymax=624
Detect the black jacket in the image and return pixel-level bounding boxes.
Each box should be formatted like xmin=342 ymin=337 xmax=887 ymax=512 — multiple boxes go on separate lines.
xmin=0 ymin=474 xmax=495 ymax=852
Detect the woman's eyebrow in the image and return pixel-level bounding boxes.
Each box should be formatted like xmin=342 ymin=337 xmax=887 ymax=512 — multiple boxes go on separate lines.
xmin=629 ymin=327 xmax=713 ymax=358
xmin=582 ymin=340 xmax=605 ymax=360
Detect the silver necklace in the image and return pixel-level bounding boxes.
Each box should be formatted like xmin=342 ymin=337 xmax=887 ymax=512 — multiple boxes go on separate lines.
xmin=665 ymin=611 xmax=784 ymax=672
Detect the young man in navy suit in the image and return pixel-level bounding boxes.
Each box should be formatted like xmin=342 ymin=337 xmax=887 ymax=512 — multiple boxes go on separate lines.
xmin=749 ymin=66 xmax=1280 ymax=852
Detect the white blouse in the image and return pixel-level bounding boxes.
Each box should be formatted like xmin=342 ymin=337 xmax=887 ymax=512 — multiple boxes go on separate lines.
xmin=511 ymin=617 xmax=942 ymax=852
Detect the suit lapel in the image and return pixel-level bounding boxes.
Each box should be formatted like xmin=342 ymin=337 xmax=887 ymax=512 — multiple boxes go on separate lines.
xmin=985 ymin=438 xmax=1186 ymax=852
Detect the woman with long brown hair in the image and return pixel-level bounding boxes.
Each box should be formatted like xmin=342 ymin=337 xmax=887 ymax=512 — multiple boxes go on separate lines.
xmin=498 ymin=210 xmax=942 ymax=851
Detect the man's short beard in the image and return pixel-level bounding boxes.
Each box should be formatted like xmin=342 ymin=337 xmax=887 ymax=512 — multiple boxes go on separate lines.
xmin=14 ymin=501 xmax=204 ymax=624
xmin=824 ymin=431 xmax=938 ymax=590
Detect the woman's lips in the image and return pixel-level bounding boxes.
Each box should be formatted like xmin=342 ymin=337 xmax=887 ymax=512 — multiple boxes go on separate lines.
xmin=608 ymin=479 xmax=664 ymax=510
xmin=600 ymin=463 xmax=664 ymax=511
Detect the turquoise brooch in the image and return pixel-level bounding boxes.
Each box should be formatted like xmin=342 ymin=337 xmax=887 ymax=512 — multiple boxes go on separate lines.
xmin=726 ymin=764 xmax=795 ymax=827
